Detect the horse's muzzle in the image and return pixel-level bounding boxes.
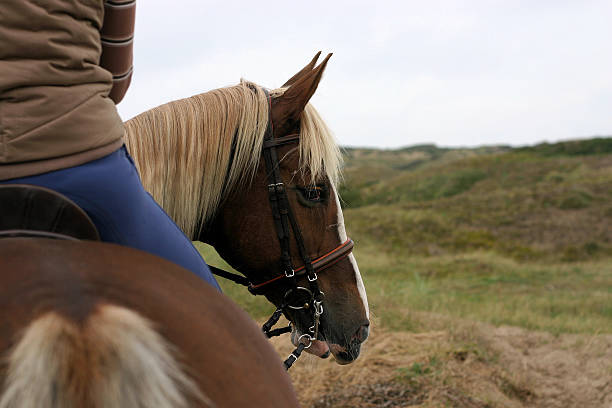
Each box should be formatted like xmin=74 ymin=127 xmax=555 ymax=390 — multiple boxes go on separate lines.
xmin=328 ymin=322 xmax=370 ymax=364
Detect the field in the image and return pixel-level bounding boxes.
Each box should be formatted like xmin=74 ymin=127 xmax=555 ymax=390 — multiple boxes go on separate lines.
xmin=196 ymin=138 xmax=612 ymax=407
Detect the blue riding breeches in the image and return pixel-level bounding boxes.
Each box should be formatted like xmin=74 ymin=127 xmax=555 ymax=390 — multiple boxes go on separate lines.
xmin=1 ymin=146 xmax=221 ymax=291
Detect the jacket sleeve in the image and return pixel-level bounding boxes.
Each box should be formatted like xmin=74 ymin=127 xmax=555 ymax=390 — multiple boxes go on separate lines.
xmin=100 ymin=0 xmax=135 ymax=104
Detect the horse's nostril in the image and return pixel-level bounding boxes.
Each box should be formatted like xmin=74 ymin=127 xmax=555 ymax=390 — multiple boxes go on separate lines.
xmin=354 ymin=324 xmax=370 ymax=343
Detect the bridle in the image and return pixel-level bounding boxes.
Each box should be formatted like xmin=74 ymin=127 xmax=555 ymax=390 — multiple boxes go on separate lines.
xmin=209 ymin=88 xmax=354 ymax=370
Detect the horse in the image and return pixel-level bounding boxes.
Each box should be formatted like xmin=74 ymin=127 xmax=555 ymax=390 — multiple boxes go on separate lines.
xmin=123 ymin=52 xmax=370 ymax=364
xmin=0 ymin=86 xmax=309 ymax=405
xmin=0 ymin=237 xmax=299 ymax=407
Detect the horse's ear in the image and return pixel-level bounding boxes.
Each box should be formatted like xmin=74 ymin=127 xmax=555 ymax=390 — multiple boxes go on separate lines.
xmin=272 ymin=53 xmax=332 ymax=129
xmin=282 ymin=51 xmax=322 ymax=87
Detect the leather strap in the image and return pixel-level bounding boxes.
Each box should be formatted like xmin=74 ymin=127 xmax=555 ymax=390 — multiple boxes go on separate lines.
xmin=248 ymin=239 xmax=354 ymax=293
xmin=262 ymin=91 xmax=296 ymax=278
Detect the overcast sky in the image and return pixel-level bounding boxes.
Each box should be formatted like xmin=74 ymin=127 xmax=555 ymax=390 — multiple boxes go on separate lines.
xmin=117 ymin=0 xmax=612 ymax=149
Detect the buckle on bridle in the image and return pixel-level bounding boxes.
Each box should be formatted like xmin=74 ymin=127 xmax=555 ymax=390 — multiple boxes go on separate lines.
xmin=315 ymin=300 xmax=324 ymax=315
xmin=297 ymin=333 xmax=314 ymax=349
xmin=268 ymin=182 xmax=284 ymax=193
xmin=307 ymin=272 xmax=318 ymax=282
xmin=285 ymin=268 xmax=295 ymax=278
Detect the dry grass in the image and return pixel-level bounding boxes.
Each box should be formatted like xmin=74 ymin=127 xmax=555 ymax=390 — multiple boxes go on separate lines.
xmin=269 ymin=314 xmax=612 ymax=408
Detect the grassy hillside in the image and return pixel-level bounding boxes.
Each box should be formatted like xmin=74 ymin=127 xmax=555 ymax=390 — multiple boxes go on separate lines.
xmin=341 ymin=137 xmax=612 ymax=262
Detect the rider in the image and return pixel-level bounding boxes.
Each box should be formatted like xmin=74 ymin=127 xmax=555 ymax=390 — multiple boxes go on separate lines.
xmin=0 ymin=0 xmax=221 ymax=291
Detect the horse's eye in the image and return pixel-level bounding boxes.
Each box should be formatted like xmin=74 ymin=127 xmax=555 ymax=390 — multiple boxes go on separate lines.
xmin=296 ymin=185 xmax=328 ymax=206
xmin=305 ymin=186 xmax=322 ymax=201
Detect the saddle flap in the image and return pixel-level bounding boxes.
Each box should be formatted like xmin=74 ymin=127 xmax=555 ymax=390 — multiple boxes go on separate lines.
xmin=0 ymin=184 xmax=100 ymax=241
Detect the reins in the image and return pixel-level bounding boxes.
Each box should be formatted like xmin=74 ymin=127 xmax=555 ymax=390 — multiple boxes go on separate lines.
xmin=209 ymin=89 xmax=354 ymax=370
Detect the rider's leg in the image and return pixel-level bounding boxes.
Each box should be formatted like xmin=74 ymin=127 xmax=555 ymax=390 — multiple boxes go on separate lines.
xmin=1 ymin=146 xmax=221 ymax=291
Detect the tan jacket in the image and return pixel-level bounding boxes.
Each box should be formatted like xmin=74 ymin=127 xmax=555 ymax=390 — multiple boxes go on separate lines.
xmin=0 ymin=0 xmax=135 ymax=180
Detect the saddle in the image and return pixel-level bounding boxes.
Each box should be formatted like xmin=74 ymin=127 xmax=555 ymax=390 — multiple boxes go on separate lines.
xmin=0 ymin=184 xmax=100 ymax=241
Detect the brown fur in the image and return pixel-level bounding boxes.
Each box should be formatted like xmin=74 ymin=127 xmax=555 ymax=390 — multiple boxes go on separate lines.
xmin=0 ymin=239 xmax=300 ymax=408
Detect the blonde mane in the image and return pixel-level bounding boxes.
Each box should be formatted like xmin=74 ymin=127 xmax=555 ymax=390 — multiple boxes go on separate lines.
xmin=124 ymin=80 xmax=342 ymax=239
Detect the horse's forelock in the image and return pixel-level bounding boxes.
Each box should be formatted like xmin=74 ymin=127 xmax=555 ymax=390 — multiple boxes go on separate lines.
xmin=299 ymin=103 xmax=343 ymax=188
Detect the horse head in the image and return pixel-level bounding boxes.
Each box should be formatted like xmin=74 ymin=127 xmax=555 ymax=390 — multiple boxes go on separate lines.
xmin=205 ymin=53 xmax=370 ymax=364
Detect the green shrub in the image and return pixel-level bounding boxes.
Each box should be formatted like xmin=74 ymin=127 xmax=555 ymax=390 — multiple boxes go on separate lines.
xmin=517 ymin=137 xmax=612 ymax=156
